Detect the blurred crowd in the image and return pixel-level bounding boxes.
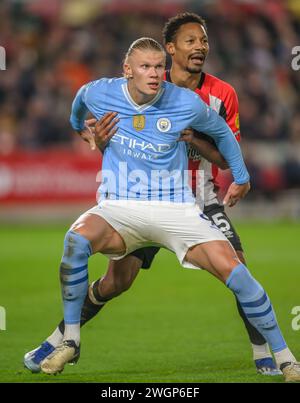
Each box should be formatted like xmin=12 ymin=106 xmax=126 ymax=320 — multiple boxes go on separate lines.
xmin=0 ymin=0 xmax=300 ymax=194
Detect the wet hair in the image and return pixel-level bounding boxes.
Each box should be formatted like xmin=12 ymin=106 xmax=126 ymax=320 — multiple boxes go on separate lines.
xmin=162 ymin=12 xmax=207 ymax=44
xmin=124 ymin=37 xmax=166 ymax=62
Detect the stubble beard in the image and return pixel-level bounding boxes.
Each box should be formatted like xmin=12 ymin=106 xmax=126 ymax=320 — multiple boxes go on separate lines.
xmin=186 ymin=65 xmax=203 ymax=74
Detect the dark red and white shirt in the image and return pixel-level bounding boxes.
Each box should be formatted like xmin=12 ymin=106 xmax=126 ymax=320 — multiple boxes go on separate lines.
xmin=165 ymin=71 xmax=241 ymax=207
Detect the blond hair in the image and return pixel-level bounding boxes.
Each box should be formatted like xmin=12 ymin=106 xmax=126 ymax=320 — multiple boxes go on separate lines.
xmin=124 ymin=37 xmax=166 ymax=63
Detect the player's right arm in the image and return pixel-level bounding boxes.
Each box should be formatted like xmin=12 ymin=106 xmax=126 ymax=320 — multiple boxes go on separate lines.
xmin=70 ymin=84 xmax=89 ymax=131
xmin=178 ymin=129 xmax=228 ymax=169
xmin=70 ymin=84 xmax=98 ymax=150
xmin=190 ymin=94 xmax=249 ymax=184
xmin=70 ymin=82 xmax=119 ymax=152
xmin=189 ymin=94 xmax=250 ymax=204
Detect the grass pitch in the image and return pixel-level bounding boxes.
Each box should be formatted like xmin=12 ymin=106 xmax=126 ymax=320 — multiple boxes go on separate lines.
xmin=0 ymin=221 xmax=299 ymax=383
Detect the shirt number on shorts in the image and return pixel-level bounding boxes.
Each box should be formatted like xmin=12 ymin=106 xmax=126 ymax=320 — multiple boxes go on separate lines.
xmin=211 ymin=213 xmax=231 ymax=233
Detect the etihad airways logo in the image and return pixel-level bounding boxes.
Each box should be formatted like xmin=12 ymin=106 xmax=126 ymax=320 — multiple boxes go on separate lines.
xmin=110 ymin=133 xmax=172 ymax=160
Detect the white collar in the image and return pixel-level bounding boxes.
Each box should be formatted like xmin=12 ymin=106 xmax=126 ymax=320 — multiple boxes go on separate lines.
xmin=121 ymin=82 xmax=164 ymax=112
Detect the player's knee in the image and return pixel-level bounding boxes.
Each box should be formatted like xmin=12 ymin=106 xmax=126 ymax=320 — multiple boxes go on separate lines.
xmin=214 ymin=260 xmax=239 ymax=283
xmin=235 ymin=250 xmax=246 ymax=265
xmin=226 ymin=263 xmax=264 ymax=298
xmin=219 ymin=267 xmax=235 ymax=283
xmin=219 ymin=248 xmax=242 ymax=282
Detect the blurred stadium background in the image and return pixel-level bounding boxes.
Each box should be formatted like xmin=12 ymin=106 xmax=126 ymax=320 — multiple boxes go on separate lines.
xmin=0 ymin=0 xmax=300 ymax=221
xmin=1 ymin=0 xmax=300 ymax=383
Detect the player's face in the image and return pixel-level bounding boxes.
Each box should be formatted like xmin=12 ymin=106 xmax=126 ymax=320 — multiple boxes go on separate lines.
xmin=124 ymin=49 xmax=166 ymax=104
xmin=166 ymin=22 xmax=209 ymax=74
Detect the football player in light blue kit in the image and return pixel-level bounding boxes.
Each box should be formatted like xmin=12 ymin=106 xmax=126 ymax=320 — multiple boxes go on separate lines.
xmin=70 ymin=71 xmax=248 ymax=204
xmin=37 ymin=38 xmax=299 ymax=380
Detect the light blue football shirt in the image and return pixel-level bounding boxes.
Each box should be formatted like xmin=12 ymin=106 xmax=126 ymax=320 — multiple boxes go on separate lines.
xmin=70 ymin=77 xmax=249 ymax=202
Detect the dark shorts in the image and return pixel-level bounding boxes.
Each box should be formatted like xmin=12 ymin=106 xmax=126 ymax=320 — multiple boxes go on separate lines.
xmin=130 ymin=247 xmax=160 ymax=269
xmin=204 ymin=203 xmax=243 ymax=252
xmin=129 ymin=203 xmax=243 ymax=269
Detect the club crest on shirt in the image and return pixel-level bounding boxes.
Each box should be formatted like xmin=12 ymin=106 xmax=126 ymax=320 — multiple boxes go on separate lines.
xmin=133 ymin=115 xmax=145 ymax=131
xmin=156 ymin=117 xmax=171 ymax=132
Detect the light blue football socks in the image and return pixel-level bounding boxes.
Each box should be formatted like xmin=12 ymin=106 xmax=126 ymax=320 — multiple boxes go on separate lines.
xmin=226 ymin=263 xmax=286 ymax=353
xmin=60 ymin=230 xmax=92 ymax=344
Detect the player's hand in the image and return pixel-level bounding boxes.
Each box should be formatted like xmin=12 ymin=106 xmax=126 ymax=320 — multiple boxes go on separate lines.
xmin=223 ymin=182 xmax=250 ymax=207
xmin=177 ymin=128 xmax=195 ymax=143
xmin=81 ymin=112 xmax=119 ymax=152
xmin=94 ymin=112 xmax=119 ymax=151
xmin=78 ymin=118 xmax=98 ymax=150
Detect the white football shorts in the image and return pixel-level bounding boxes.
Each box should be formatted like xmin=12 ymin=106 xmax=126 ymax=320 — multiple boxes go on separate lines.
xmin=84 ymin=200 xmax=228 ymax=269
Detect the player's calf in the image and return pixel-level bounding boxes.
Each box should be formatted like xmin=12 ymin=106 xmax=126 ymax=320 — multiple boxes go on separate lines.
xmin=226 ymin=263 xmax=299 ymax=381
xmin=99 ymin=256 xmax=141 ymax=299
xmin=60 ymin=230 xmax=92 ymax=346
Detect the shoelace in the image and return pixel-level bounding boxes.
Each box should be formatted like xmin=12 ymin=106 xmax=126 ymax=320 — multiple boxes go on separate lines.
xmin=55 ymin=341 xmax=72 ymax=353
xmin=281 ymin=361 xmax=300 ymax=372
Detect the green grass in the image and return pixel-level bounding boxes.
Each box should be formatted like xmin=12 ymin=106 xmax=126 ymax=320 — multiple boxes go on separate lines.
xmin=0 ymin=221 xmax=299 ymax=383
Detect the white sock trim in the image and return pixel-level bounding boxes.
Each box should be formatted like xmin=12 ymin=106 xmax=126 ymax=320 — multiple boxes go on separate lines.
xmin=63 ymin=323 xmax=80 ymax=346
xmin=251 ymin=343 xmax=272 ymax=360
xmin=46 ymin=327 xmax=64 ymax=348
xmin=274 ymin=348 xmax=296 ymax=367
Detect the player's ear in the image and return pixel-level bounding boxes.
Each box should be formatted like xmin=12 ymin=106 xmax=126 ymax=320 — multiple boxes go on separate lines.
xmin=123 ymin=63 xmax=133 ymax=79
xmin=165 ymin=42 xmax=175 ymax=56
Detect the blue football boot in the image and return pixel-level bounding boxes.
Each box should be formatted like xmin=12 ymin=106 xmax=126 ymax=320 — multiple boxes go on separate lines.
xmin=24 ymin=341 xmax=55 ymax=373
xmin=255 ymin=357 xmax=282 ymax=376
